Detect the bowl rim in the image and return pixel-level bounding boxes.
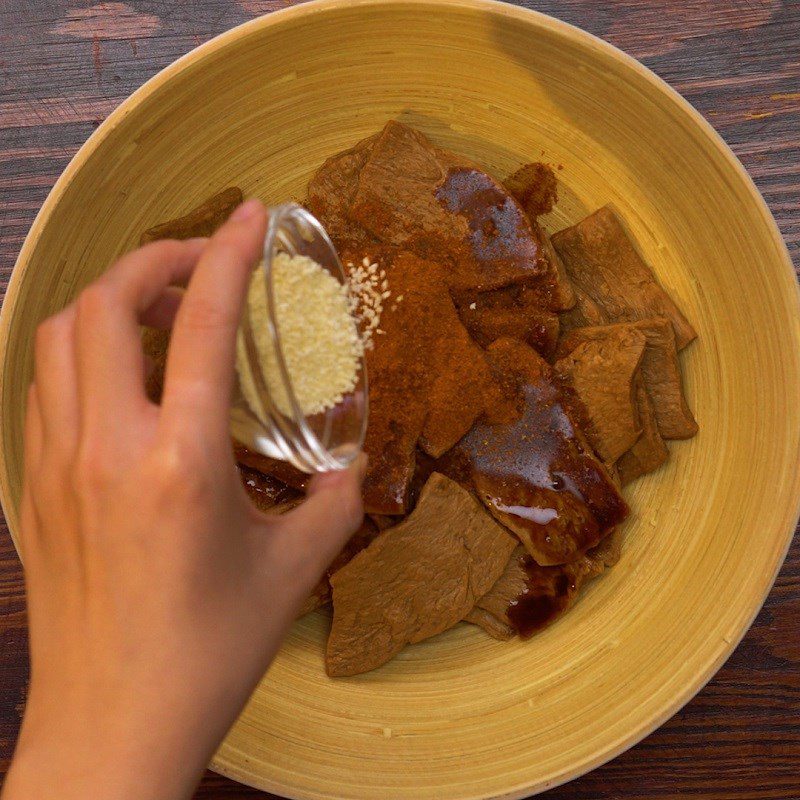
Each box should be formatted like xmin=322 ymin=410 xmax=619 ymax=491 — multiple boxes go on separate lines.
xmin=2 ymin=0 xmax=798 ymax=797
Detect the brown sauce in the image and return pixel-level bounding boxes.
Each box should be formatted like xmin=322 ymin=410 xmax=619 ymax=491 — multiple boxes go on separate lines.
xmin=434 ymin=167 xmax=546 ymax=291
xmin=440 ymin=338 xmax=628 ymax=565
xmin=507 ymin=554 xmax=573 ymax=638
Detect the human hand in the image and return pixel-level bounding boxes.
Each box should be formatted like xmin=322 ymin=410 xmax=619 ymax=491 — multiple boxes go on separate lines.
xmin=3 ymin=199 xmax=365 ymax=800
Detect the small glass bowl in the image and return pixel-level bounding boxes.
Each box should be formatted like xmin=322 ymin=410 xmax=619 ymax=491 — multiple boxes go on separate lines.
xmin=231 ymin=203 xmax=368 ymax=473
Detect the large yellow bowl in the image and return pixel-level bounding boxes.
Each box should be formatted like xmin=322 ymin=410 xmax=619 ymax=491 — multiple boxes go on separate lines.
xmin=2 ymin=1 xmax=799 ymax=797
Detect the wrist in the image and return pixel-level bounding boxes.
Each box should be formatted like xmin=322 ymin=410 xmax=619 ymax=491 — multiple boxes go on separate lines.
xmin=4 ymin=687 xmax=207 ymax=800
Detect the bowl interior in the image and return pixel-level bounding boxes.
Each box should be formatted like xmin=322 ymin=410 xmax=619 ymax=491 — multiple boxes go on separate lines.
xmin=2 ymin=1 xmax=799 ymax=798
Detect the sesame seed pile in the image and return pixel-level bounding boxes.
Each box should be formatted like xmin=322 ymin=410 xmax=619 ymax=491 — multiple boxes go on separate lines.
xmin=237 ymin=254 xmax=364 ymax=418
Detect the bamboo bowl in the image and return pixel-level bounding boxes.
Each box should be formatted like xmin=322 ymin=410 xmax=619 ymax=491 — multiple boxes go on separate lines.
xmin=2 ymin=1 xmax=799 ymax=797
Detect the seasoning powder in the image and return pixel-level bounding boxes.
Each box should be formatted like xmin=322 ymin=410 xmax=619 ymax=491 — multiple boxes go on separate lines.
xmin=237 ymin=253 xmax=363 ymax=418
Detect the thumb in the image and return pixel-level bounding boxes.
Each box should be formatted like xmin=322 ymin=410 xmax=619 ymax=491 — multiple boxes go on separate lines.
xmin=263 ymin=454 xmax=367 ymax=583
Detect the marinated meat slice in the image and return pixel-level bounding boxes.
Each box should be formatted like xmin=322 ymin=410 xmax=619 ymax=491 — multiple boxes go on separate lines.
xmin=300 ymin=518 xmax=381 ymax=618
xmin=554 ymin=327 xmax=648 ymax=463
xmin=140 ymin=187 xmax=243 ymax=244
xmin=466 ymin=547 xmax=529 ymax=640
xmin=590 ymin=525 xmax=625 ymax=568
xmin=362 ymin=252 xmax=503 ymax=512
xmin=436 ymin=183 xmax=570 ymax=311
xmin=460 ymin=305 xmax=560 ymax=356
xmin=467 ymin=544 xmax=607 ymax=640
xmin=301 ymin=520 xmax=383 ymax=619
xmin=302 ymin=516 xmax=382 ymax=617
xmin=360 ymin=252 xmax=438 ymax=512
xmin=558 ymin=318 xmax=697 ymax=439
xmin=346 ymin=121 xmax=555 ymax=294
xmin=448 ymin=338 xmax=628 ymax=566
xmin=432 ymin=166 xmax=548 ymax=292
xmin=234 ymin=445 xmax=309 ymax=491
xmin=362 ymin=359 xmax=426 ymax=515
xmin=306 ymin=133 xmax=379 ymax=251
xmin=142 ymin=327 xmax=169 ymax=403
xmin=464 ymin=606 xmax=516 ymax=640
xmin=557 ymin=284 xmax=607 ymax=335
xmin=326 ymin=473 xmax=517 ymax=676
xmin=239 ymin=464 xmax=299 ymax=511
xmin=551 ymin=206 xmax=697 ymax=349
xmin=421 ymin=291 xmax=506 ymax=457
xmin=350 ymin=121 xmax=464 ymax=246
xmin=307 ymin=122 xmax=569 ymax=302
xmin=633 ymin=318 xmax=697 ymax=439
xmin=298 ymin=580 xmax=331 ymax=617
xmin=502 ymin=162 xmax=574 ymax=310
xmin=455 ymin=283 xmax=560 ymax=357
xmin=369 ymin=514 xmax=397 ymax=531
xmin=504 ymin=162 xmax=558 ymax=218
xmin=538 ymin=225 xmax=576 ymax=311
xmin=617 ymin=377 xmax=669 ymax=484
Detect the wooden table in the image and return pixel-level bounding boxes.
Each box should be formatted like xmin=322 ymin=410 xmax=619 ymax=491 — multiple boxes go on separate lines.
xmin=1 ymin=1 xmax=798 ymax=797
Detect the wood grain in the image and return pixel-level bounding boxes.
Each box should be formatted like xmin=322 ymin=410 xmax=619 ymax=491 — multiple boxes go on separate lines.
xmin=0 ymin=1 xmax=798 ymax=798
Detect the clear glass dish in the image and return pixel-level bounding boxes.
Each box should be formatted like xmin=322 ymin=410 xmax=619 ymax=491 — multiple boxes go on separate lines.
xmin=231 ymin=203 xmax=368 ymax=473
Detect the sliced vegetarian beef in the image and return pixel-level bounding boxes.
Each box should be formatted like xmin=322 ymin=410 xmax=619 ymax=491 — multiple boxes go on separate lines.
xmin=139 ymin=186 xmax=243 ymax=244
xmin=466 ymin=544 xmax=607 ymax=640
xmin=454 ymin=282 xmax=561 ymax=358
xmin=552 ymin=206 xmax=697 ymax=349
xmin=306 ymin=133 xmax=380 ymax=252
xmin=308 ymin=121 xmax=568 ymax=301
xmin=554 ymin=326 xmax=648 ymax=463
xmin=361 ymin=252 xmax=504 ymax=513
xmin=617 ymin=376 xmax=669 ymax=484
xmin=468 ymin=526 xmax=626 ymax=641
xmin=326 ymin=473 xmax=516 ymax=676
xmin=444 ymin=337 xmax=628 ymax=566
xmin=239 ymin=464 xmax=300 ymax=512
xmin=557 ymin=318 xmax=697 ymax=439
xmin=503 ymin=162 xmax=558 ymax=218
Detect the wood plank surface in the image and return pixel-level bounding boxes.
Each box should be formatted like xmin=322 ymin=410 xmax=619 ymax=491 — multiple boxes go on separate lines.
xmin=0 ymin=1 xmax=798 ymax=798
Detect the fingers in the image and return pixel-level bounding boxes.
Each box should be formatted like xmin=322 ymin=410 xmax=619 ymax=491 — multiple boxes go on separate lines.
xmin=19 ymin=385 xmax=46 ymax=563
xmin=97 ymin=238 xmax=207 ymax=307
xmin=32 ymin=305 xmax=79 ymax=457
xmin=162 ymin=199 xmax=267 ymax=439
xmin=140 ymin=286 xmax=185 ymax=329
xmin=23 ymin=383 xmax=44 ymax=478
xmin=73 ymin=238 xmax=208 ymax=424
xmin=266 ymin=455 xmax=367 ymax=581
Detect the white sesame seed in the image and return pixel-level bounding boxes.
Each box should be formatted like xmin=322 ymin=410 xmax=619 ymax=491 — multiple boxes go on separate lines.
xmin=343 ymin=257 xmax=393 ymax=351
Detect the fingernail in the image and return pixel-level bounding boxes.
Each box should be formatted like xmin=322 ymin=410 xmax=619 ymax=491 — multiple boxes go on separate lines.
xmin=230 ymin=198 xmax=263 ymax=222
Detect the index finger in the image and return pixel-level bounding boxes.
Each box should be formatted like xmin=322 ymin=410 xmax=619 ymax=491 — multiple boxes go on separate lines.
xmin=162 ymin=199 xmax=268 ymax=437
xmin=72 ymin=238 xmax=208 ymax=421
